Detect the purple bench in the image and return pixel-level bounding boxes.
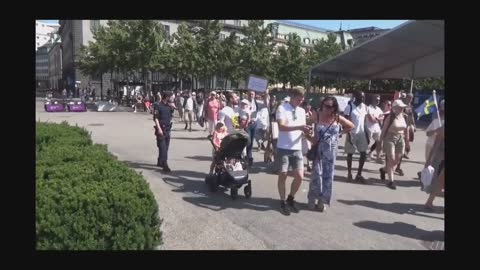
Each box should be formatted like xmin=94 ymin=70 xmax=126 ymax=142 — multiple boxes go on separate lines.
xmin=67 ymin=103 xmax=87 ymax=112
xmin=44 ymin=103 xmax=65 ymax=112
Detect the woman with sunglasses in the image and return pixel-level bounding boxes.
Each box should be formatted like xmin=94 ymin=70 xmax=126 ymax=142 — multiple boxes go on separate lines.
xmin=305 ymin=96 xmax=354 ymax=212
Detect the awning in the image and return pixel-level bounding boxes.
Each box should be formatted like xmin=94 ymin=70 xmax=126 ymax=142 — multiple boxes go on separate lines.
xmin=310 ymin=20 xmax=444 ymax=79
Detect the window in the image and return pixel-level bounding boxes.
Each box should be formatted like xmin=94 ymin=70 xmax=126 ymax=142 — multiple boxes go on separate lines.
xmin=234 ymin=20 xmax=241 ymax=27
xmin=219 ymin=33 xmax=225 ymax=40
xmin=312 ymin=39 xmax=318 ymax=45
xmin=304 ymin=38 xmax=310 ymax=44
xmin=90 ymin=20 xmax=101 ymax=33
xmin=163 ymin=25 xmax=170 ymax=38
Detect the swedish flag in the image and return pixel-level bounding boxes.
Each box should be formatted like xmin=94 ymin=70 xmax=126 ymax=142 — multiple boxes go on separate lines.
xmin=415 ymin=96 xmax=437 ymax=120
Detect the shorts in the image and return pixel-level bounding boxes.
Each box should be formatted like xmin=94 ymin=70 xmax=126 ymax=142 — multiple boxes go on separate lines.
xmin=368 ymin=129 xmax=382 ymax=142
xmin=345 ymin=132 xmax=369 ymax=154
xmin=383 ymin=133 xmax=405 ymax=158
xmin=254 ymin=128 xmax=267 ymax=141
xmin=277 ymin=148 xmax=304 ymax=172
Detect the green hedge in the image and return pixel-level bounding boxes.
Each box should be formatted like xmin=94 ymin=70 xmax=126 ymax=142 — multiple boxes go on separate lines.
xmin=36 ymin=121 xmax=162 ymax=250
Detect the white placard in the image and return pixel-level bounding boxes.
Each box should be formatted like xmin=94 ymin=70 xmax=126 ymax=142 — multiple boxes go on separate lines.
xmin=333 ymin=95 xmax=351 ymax=113
xmin=247 ymin=75 xmax=268 ymax=92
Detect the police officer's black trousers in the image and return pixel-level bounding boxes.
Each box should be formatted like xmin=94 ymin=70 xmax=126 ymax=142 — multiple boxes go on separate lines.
xmin=157 ymin=132 xmax=171 ymax=166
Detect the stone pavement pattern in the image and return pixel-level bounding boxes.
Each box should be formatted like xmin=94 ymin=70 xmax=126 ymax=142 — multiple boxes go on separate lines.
xmin=36 ymin=100 xmax=444 ymax=250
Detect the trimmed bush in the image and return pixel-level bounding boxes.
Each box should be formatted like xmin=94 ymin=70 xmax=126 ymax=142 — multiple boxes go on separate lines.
xmin=36 ymin=121 xmax=162 ymax=250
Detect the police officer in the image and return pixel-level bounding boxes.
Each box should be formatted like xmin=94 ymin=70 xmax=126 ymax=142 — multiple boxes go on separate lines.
xmin=153 ymin=91 xmax=174 ymax=173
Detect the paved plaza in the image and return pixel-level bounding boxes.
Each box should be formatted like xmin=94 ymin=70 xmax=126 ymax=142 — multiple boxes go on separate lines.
xmin=36 ymin=100 xmax=444 ymax=250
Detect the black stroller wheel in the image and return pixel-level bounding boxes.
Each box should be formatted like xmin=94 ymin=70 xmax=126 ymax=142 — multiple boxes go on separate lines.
xmin=208 ymin=175 xmax=219 ymax=192
xmin=230 ymin=187 xmax=238 ymax=200
xmin=244 ymin=183 xmax=252 ymax=199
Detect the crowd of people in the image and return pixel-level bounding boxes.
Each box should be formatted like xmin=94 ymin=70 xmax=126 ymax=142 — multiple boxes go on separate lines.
xmin=150 ymin=87 xmax=445 ymax=215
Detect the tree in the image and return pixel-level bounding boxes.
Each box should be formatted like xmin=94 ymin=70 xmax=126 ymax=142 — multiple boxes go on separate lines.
xmin=305 ymin=33 xmax=343 ymax=92
xmin=217 ymin=32 xmax=244 ymax=89
xmin=240 ymin=20 xmax=276 ymax=83
xmin=127 ymin=20 xmax=166 ymax=95
xmin=195 ymin=20 xmax=222 ymax=89
xmin=274 ymin=33 xmax=307 ymax=89
xmin=78 ymin=24 xmax=112 ymax=99
xmin=172 ymin=23 xmax=200 ymax=90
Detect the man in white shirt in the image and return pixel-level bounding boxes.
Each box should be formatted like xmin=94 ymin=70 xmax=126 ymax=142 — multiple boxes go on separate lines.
xmin=183 ymin=91 xmax=195 ymax=132
xmin=275 ymin=87 xmax=311 ymax=216
xmin=219 ymin=92 xmax=239 ymax=134
xmin=344 ymin=90 xmax=368 ymax=184
xmin=366 ymin=94 xmax=384 ymax=162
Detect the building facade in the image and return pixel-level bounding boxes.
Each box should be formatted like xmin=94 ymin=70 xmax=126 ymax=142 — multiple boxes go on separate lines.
xmin=48 ymin=42 xmax=63 ymax=90
xmin=36 ymin=21 xmax=59 ymax=51
xmin=58 ymin=20 xmax=354 ymax=93
xmin=36 ymin=44 xmax=52 ymax=88
xmin=346 ymin=26 xmax=389 ymax=46
xmin=265 ymin=20 xmax=354 ymax=51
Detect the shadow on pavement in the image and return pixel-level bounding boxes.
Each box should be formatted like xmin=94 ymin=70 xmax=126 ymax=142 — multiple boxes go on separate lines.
xmin=353 ymin=221 xmax=444 ymax=242
xmin=337 ymin=199 xmax=444 ymax=220
xmin=185 ymin=155 xmax=213 ymax=162
xmin=172 ymin=136 xmax=208 ymax=141
xmin=335 ymin=164 xmax=380 ymax=174
xmin=124 ymin=161 xmax=163 ymax=173
xmin=161 ymin=169 xmax=311 ymax=214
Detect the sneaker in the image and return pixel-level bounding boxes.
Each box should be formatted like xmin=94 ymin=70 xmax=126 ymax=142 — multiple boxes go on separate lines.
xmin=417 ymin=171 xmax=422 ymax=180
xmin=317 ymin=202 xmax=328 ymax=212
xmin=184 ymin=125 xmax=188 ymax=130
xmin=280 ymin=201 xmax=291 ymax=216
xmin=379 ymin=168 xmax=386 ymax=181
xmin=163 ymin=166 xmax=172 ymax=173
xmin=355 ymin=175 xmax=367 ymax=184
xmin=308 ymin=200 xmax=316 ymax=210
xmin=287 ymin=196 xmax=300 ymax=213
xmin=395 ymin=167 xmax=404 ymax=176
xmin=387 ymin=181 xmax=397 ymax=190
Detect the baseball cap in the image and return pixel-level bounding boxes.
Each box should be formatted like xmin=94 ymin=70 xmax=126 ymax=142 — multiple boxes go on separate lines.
xmin=241 ymin=99 xmax=250 ymax=105
xmin=392 ymin=99 xmax=408 ymax=108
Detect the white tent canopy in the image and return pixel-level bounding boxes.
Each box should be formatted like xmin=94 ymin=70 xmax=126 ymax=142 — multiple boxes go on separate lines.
xmin=310 ymin=20 xmax=444 ymax=80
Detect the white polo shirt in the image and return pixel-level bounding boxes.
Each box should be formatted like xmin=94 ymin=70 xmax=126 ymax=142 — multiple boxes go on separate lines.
xmin=345 ymin=103 xmax=368 ymax=134
xmin=366 ymin=105 xmax=383 ymax=133
xmin=276 ymin=103 xmax=306 ymax=151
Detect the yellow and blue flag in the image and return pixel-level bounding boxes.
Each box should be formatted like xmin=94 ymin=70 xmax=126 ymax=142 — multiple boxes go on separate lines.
xmin=415 ymin=96 xmax=437 ymax=119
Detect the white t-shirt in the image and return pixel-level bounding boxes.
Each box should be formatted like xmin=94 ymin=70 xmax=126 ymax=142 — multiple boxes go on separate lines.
xmin=184 ymin=97 xmax=194 ymax=111
xmin=425 ymin=118 xmax=444 ymax=147
xmin=345 ymin=103 xmax=368 ymax=134
xmin=366 ymin=105 xmax=383 ymax=132
xmin=255 ymin=107 xmax=269 ymax=130
xmin=276 ymin=103 xmax=306 ymax=151
xmin=239 ymin=107 xmax=251 ymax=120
xmin=219 ymin=106 xmax=239 ymax=133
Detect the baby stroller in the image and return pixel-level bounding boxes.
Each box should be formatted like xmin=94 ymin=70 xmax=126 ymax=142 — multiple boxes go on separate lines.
xmin=205 ymin=131 xmax=252 ymax=199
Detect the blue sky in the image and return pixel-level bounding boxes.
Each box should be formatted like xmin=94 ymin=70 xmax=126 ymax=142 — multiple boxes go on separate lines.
xmin=38 ymin=20 xmax=408 ymax=31
xmin=288 ymin=20 xmax=408 ymax=31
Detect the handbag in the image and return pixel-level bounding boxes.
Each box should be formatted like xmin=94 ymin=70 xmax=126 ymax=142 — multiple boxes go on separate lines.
xmin=306 ymin=115 xmax=336 ymax=161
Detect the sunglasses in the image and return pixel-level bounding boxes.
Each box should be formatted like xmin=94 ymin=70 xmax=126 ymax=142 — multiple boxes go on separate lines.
xmin=323 ymin=104 xmax=334 ymax=109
